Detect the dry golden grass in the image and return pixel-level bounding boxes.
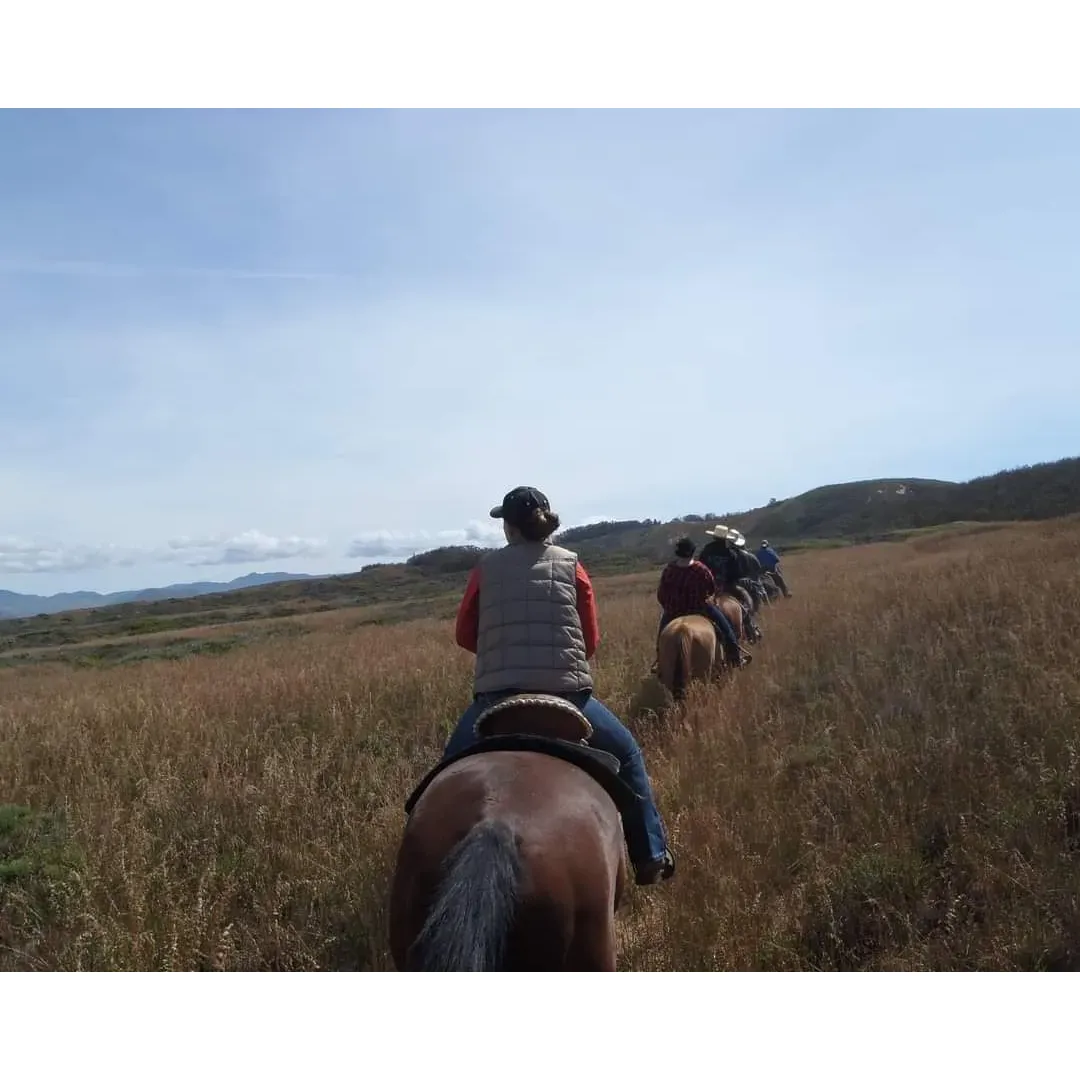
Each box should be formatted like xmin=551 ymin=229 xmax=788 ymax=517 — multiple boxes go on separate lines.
xmin=2 ymin=518 xmax=1080 ymax=970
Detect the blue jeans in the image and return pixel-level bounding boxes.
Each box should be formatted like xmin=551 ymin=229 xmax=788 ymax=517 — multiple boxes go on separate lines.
xmin=442 ymin=689 xmax=669 ymax=868
xmin=658 ymin=605 xmax=740 ymax=652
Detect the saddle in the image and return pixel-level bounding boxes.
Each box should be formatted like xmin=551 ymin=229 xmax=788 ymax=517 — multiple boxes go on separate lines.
xmin=404 ymin=693 xmax=643 ymax=818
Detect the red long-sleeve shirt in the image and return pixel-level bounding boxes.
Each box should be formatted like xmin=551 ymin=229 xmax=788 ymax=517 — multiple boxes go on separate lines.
xmin=454 ymin=560 xmax=600 ymax=658
xmin=656 ymin=558 xmax=717 ymax=619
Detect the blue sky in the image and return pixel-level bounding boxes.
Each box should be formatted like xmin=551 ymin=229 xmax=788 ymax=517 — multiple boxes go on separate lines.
xmin=2 ymin=109 xmax=1078 ymax=595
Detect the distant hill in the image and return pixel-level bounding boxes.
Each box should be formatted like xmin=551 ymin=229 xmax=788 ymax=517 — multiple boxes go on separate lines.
xmin=552 ymin=455 xmax=1080 ymax=569
xmin=0 ymin=571 xmax=319 ymax=619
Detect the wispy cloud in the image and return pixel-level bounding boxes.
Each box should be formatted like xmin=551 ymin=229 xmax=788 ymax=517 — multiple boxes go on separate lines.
xmin=346 ymin=520 xmax=505 ymax=560
xmin=0 ymin=531 xmax=326 ymax=575
xmin=164 ymin=531 xmax=327 ymax=567
xmin=0 ymin=257 xmax=353 ymax=281
xmin=0 ymin=538 xmax=137 ymax=576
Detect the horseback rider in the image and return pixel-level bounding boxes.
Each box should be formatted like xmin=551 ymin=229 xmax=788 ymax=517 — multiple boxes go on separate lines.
xmin=441 ymin=486 xmax=676 ymax=887
xmin=699 ymin=526 xmax=763 ymax=642
xmin=695 ymin=522 xmax=730 ymax=583
xmin=728 ymin=531 xmax=765 ymax=633
xmin=758 ymin=540 xmax=792 ymax=597
xmin=655 ymin=537 xmax=750 ymax=668
xmin=729 ymin=531 xmax=768 ymax=607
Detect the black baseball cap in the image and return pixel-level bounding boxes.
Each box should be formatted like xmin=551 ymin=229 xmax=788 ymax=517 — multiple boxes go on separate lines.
xmin=489 ymin=486 xmax=551 ymax=525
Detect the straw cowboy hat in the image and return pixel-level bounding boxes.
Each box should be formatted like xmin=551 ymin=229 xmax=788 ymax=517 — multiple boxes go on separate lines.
xmin=704 ymin=524 xmax=748 ymax=546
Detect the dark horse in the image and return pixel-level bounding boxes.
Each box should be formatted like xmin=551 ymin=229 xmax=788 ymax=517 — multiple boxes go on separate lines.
xmin=744 ymin=577 xmax=771 ymax=611
xmin=389 ymin=695 xmax=634 ymax=971
xmin=761 ymin=573 xmax=782 ymax=601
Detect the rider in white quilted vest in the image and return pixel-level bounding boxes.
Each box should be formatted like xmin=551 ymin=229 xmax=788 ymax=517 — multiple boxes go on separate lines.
xmin=442 ymin=486 xmax=675 ymax=887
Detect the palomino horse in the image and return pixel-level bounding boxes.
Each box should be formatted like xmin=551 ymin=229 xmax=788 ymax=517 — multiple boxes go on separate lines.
xmin=656 ymin=595 xmax=744 ymax=702
xmin=389 ymin=695 xmax=636 ymax=971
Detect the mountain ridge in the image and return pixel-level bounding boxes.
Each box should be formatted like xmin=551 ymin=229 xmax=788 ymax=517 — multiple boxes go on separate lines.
xmin=0 ymin=571 xmax=320 ymax=619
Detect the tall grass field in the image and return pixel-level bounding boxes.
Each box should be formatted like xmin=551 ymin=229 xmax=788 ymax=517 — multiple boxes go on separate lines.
xmin=2 ymin=517 xmax=1079 ymax=970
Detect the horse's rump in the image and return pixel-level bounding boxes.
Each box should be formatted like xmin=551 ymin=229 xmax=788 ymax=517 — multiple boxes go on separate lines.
xmin=657 ymin=614 xmax=717 ymax=700
xmin=391 ymin=732 xmax=627 ymax=970
xmin=723 ymin=585 xmax=758 ymax=639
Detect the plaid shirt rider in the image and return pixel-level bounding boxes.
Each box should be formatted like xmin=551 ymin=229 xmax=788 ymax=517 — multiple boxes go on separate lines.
xmin=656 ymin=559 xmax=717 ymax=620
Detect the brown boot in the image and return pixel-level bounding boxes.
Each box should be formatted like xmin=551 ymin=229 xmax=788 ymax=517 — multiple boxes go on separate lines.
xmin=724 ymin=643 xmax=749 ymax=668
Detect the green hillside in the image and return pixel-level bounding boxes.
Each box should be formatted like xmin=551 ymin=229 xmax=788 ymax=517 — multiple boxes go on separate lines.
xmin=559 ymin=455 xmax=1080 ymax=569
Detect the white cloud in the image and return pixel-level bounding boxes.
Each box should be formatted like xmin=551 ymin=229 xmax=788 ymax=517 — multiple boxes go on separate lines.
xmin=0 ymin=530 xmax=326 ymax=575
xmin=342 ymin=515 xmax=633 ymax=561
xmin=162 ymin=530 xmax=327 ymax=567
xmin=0 ymin=537 xmax=136 ymax=576
xmin=346 ymin=519 xmax=505 ymax=560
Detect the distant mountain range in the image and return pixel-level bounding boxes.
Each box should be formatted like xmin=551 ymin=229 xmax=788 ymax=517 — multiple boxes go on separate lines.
xmin=0 ymin=572 xmax=320 ymax=619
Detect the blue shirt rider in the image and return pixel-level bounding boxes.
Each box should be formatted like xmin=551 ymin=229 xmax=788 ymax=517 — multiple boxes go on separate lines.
xmin=758 ymin=542 xmax=781 ymax=571
xmin=757 ymin=540 xmax=792 ymax=598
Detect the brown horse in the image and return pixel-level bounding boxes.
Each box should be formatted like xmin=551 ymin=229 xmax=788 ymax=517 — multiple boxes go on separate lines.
xmin=724 ymin=585 xmax=762 ymax=643
xmin=656 ymin=595 xmax=744 ymax=701
xmin=389 ymin=695 xmax=631 ymax=971
xmin=716 ymin=593 xmax=744 ymax=642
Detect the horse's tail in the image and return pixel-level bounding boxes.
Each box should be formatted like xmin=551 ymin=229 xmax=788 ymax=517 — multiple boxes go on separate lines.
xmin=657 ymin=625 xmax=673 ymax=692
xmin=407 ymin=819 xmax=521 ymax=971
xmin=672 ymin=625 xmax=693 ymax=701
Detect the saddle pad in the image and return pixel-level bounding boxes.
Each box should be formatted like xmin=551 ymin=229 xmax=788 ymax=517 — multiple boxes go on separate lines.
xmin=404 ymin=734 xmax=640 ymax=817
